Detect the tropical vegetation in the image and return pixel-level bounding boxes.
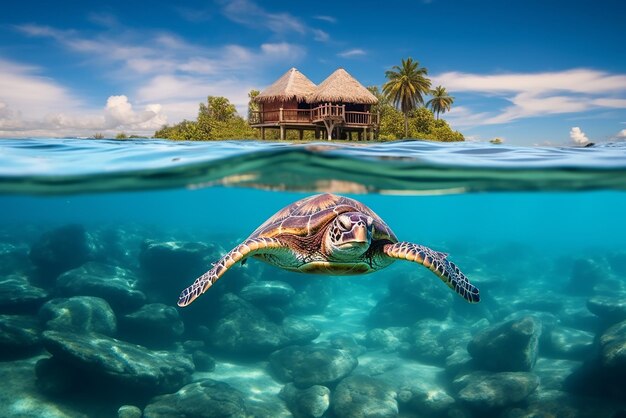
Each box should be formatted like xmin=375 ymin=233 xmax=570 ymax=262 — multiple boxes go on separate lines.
xmin=382 ymin=57 xmax=432 ymax=138
xmin=154 ymin=57 xmax=463 ymax=142
xmin=426 ymin=86 xmax=454 ymax=120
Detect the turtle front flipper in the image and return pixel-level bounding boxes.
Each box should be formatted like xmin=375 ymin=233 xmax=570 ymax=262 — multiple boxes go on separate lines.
xmin=177 ymin=237 xmax=285 ymax=307
xmin=383 ymin=242 xmax=480 ymax=303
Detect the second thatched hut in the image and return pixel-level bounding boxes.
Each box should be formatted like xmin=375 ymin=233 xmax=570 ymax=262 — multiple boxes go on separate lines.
xmin=250 ymin=67 xmax=378 ymax=140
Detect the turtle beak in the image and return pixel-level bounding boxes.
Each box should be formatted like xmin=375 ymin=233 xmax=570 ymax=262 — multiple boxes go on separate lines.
xmin=352 ymin=225 xmax=369 ymax=243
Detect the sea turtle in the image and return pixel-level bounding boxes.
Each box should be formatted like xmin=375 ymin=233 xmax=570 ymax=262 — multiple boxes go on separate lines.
xmin=177 ymin=193 xmax=479 ymax=307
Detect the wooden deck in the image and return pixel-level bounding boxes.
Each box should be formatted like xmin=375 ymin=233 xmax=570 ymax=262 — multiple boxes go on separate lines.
xmin=249 ymin=104 xmax=378 ymax=129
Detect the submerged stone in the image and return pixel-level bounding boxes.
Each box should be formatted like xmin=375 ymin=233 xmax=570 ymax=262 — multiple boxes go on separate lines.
xmin=377 ymin=361 xmax=455 ymax=416
xmin=332 ymin=375 xmax=398 ymax=418
xmin=139 ymin=240 xmax=219 ymax=299
xmin=29 ymin=224 xmax=96 ymax=286
xmin=0 ymin=314 xmax=42 ymax=358
xmin=39 ymin=296 xmax=117 ymax=336
xmin=117 ymin=405 xmax=142 ymax=418
xmin=143 ymin=379 xmax=247 ymax=418
xmin=587 ymin=295 xmax=626 ymax=327
xmin=280 ymin=383 xmax=330 ymax=418
xmin=56 ymin=262 xmax=145 ymax=313
xmin=368 ymin=273 xmax=452 ymax=327
xmin=269 ymin=345 xmax=358 ymax=388
xmin=0 ymin=275 xmax=48 ymax=314
xmin=542 ymin=325 xmax=594 ymax=360
xmin=468 ymin=316 xmax=541 ymax=372
xmin=209 ymin=293 xmax=318 ymax=356
xmin=454 ymin=371 xmax=539 ymax=410
xmin=119 ymin=303 xmax=184 ymax=348
xmin=40 ymin=330 xmax=194 ymax=395
xmin=406 ymin=319 xmax=471 ymax=365
xmin=240 ymin=280 xmax=295 ymax=304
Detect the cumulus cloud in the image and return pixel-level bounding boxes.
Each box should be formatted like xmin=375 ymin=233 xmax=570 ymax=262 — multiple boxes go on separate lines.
xmin=434 ymin=69 xmax=626 ymax=126
xmin=0 ymin=60 xmax=166 ymax=137
xmin=615 ymin=129 xmax=626 ymax=139
xmin=570 ymin=127 xmax=589 ymax=144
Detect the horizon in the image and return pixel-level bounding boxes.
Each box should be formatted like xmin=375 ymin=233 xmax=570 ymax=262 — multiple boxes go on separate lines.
xmin=1 ymin=0 xmax=625 ymax=145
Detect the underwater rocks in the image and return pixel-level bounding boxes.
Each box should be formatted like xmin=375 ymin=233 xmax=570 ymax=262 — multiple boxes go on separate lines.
xmin=467 ymin=316 xmax=541 ymax=372
xmin=0 ymin=357 xmax=90 ymax=418
xmin=269 ymin=345 xmax=358 ymax=388
xmin=565 ymin=258 xmax=604 ymax=295
xmin=0 ymin=275 xmax=48 ymax=314
xmin=332 ymin=375 xmax=398 ymax=418
xmin=405 ymin=319 xmax=471 ymax=365
xmin=208 ymin=293 xmax=319 ymax=356
xmin=368 ymin=273 xmax=452 ymax=327
xmin=364 ymin=327 xmax=408 ymax=352
xmin=56 ymin=262 xmax=145 ymax=313
xmin=599 ymin=319 xmax=626 ymax=372
xmin=139 ymin=240 xmax=221 ymax=300
xmin=143 ymin=379 xmax=247 ymax=418
xmin=587 ymin=295 xmax=626 ymax=328
xmin=0 ymin=314 xmax=42 ymax=358
xmin=240 ymin=280 xmax=295 ymax=305
xmin=377 ymin=361 xmax=455 ymax=416
xmin=39 ymin=296 xmax=117 ymax=336
xmin=454 ymin=371 xmax=539 ymax=411
xmin=39 ymin=330 xmax=194 ymax=395
xmin=29 ymin=224 xmax=98 ymax=286
xmin=119 ymin=303 xmax=184 ymax=348
xmin=542 ymin=325 xmax=594 ymax=360
xmin=279 ymin=383 xmax=330 ymax=418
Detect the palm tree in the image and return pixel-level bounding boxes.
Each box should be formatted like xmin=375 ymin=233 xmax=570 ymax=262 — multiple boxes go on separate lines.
xmin=382 ymin=57 xmax=431 ymax=138
xmin=426 ymin=86 xmax=454 ymax=120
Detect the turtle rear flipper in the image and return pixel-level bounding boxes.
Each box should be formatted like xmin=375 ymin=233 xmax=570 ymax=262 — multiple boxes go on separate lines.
xmin=383 ymin=242 xmax=480 ymax=303
xmin=177 ymin=237 xmax=285 ymax=307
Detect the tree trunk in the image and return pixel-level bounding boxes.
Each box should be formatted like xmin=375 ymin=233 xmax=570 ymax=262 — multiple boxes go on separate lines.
xmin=404 ymin=113 xmax=409 ymax=138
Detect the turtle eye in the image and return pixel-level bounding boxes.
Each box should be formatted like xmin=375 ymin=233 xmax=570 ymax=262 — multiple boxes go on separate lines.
xmin=338 ymin=215 xmax=352 ymax=231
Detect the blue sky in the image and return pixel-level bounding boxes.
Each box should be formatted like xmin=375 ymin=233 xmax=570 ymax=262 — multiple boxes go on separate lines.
xmin=1 ymin=0 xmax=625 ymax=145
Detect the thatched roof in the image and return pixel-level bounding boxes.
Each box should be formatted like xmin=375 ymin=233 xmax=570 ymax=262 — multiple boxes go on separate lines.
xmin=255 ymin=68 xmax=317 ymax=103
xmin=307 ymin=68 xmax=378 ymax=104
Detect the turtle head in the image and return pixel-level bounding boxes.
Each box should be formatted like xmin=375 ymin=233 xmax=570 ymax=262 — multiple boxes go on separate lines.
xmin=326 ymin=212 xmax=374 ymax=259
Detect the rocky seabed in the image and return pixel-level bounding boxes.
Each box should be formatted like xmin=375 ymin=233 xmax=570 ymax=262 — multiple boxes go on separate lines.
xmin=1 ymin=224 xmax=626 ymax=417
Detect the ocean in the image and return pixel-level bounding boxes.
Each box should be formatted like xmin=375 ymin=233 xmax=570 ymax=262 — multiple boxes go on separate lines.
xmin=0 ymin=138 xmax=625 ymax=418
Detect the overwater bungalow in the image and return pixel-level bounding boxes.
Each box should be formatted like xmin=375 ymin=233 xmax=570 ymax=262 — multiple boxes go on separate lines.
xmin=250 ymin=68 xmax=379 ymax=140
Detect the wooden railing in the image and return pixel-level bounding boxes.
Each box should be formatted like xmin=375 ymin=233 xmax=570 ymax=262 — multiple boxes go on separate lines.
xmin=250 ymin=105 xmax=378 ymax=126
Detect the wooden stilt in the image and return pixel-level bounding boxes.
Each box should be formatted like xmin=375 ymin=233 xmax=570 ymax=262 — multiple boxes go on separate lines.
xmin=280 ymin=125 xmax=285 ymax=141
xmin=299 ymin=129 xmax=303 ymax=140
xmin=261 ymin=127 xmax=265 ymax=140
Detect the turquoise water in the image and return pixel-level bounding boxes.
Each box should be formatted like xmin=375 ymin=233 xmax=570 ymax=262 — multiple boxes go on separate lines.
xmin=1 ymin=138 xmax=626 ymax=417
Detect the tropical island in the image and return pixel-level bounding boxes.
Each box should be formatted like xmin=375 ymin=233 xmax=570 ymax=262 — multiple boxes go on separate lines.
xmin=153 ymin=58 xmax=463 ymax=142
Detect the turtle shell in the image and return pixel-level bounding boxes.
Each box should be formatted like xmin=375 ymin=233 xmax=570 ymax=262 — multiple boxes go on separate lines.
xmin=249 ymin=193 xmax=398 ymax=242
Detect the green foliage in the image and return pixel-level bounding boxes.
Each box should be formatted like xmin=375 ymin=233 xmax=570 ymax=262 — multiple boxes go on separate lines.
xmin=115 ymin=132 xmax=128 ymax=139
xmin=377 ymin=104 xmax=463 ymax=142
xmin=490 ymin=138 xmax=504 ymax=144
xmin=426 ymin=86 xmax=454 ymax=120
xmin=382 ymin=57 xmax=432 ymax=138
xmin=248 ymin=89 xmax=260 ymax=121
xmin=154 ymin=96 xmax=257 ymax=140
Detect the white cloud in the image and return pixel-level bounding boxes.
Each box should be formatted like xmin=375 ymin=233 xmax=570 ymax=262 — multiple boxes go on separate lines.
xmin=312 ymin=29 xmax=330 ymax=42
xmin=338 ymin=49 xmax=366 ymax=58
xmin=570 ymin=127 xmax=589 ymax=144
xmin=434 ymin=69 xmax=626 ymax=126
xmin=219 ymin=0 xmax=329 ymax=42
xmin=313 ymin=15 xmax=337 ymax=23
xmin=615 ymin=129 xmax=626 ymax=139
xmin=220 ymin=0 xmax=306 ymax=34
xmin=0 ymin=59 xmax=166 ymax=137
